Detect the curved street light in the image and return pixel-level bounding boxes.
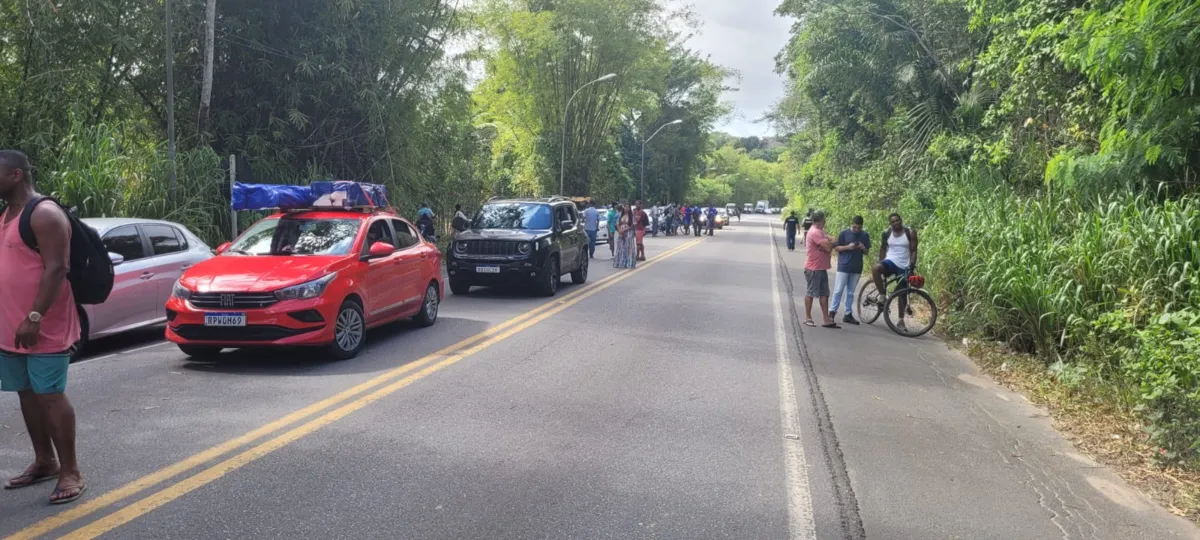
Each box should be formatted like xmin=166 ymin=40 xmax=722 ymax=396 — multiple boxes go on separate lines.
xmin=560 ymin=73 xmax=617 ymax=195
xmin=641 ymin=119 xmax=684 ymax=202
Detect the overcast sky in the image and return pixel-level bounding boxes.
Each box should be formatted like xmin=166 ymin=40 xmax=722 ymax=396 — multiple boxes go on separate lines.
xmin=685 ymin=0 xmax=793 ymax=137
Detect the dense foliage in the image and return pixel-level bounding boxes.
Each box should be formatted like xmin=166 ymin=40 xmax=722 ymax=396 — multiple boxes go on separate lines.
xmin=0 ymin=0 xmax=729 ymax=245
xmin=774 ymin=0 xmax=1200 ymax=464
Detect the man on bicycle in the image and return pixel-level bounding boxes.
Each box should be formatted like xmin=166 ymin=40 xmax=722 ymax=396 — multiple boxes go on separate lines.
xmin=871 ymin=212 xmax=919 ymax=330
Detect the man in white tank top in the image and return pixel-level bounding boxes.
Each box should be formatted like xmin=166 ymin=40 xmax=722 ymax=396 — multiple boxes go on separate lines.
xmin=871 ymin=213 xmax=919 ymax=327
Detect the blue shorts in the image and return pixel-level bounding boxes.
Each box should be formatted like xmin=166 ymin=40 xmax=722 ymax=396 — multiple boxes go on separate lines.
xmin=0 ymin=351 xmax=71 ymax=394
xmin=880 ymin=260 xmax=906 ymax=276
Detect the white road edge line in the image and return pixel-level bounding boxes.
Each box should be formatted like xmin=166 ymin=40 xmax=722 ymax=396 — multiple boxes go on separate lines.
xmin=120 ymin=342 xmax=169 ymax=355
xmin=770 ymin=222 xmax=817 ymax=540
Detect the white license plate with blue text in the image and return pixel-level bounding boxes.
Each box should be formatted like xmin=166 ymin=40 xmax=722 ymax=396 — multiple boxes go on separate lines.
xmin=204 ymin=312 xmax=246 ymax=327
xmin=476 ymin=266 xmax=501 ymax=274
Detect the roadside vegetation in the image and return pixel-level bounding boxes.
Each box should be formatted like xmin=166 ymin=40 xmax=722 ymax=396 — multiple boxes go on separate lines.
xmin=0 ymin=0 xmax=731 ymax=246
xmin=769 ymin=0 xmax=1200 ymax=516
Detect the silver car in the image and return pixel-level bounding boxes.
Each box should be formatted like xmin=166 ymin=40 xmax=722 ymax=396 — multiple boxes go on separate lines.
xmin=76 ymin=218 xmax=213 ymax=351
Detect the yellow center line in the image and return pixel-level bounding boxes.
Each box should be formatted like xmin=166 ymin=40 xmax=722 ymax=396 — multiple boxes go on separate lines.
xmin=5 ymin=237 xmax=704 ymax=540
xmin=56 ymin=237 xmax=705 ymax=540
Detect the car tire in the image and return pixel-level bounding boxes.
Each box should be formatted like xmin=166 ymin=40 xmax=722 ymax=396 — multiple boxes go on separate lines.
xmin=449 ymin=278 xmax=471 ymax=295
xmin=413 ymin=283 xmax=440 ymax=327
xmin=70 ymin=307 xmax=90 ymax=362
xmin=178 ymin=345 xmax=222 ymax=361
xmin=536 ymin=255 xmax=560 ymax=297
xmin=327 ymin=299 xmax=367 ymax=360
xmin=571 ymin=252 xmax=588 ymax=284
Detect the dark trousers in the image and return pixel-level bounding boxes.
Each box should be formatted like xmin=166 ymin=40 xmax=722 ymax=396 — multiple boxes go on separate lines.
xmin=786 ymin=228 xmax=797 ymax=250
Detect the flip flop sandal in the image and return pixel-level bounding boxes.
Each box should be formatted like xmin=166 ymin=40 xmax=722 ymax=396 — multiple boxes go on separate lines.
xmin=4 ymin=471 xmax=59 ymax=490
xmin=804 ymin=320 xmax=817 ymax=327
xmin=50 ymin=484 xmax=86 ymax=505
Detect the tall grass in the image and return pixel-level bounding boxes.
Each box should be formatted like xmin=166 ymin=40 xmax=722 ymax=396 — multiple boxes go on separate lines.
xmin=922 ymin=184 xmax=1200 ymax=463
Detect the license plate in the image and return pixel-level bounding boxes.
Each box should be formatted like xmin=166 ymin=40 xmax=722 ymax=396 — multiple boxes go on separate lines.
xmin=476 ymin=266 xmax=501 ymax=274
xmin=204 ymin=312 xmax=246 ymax=327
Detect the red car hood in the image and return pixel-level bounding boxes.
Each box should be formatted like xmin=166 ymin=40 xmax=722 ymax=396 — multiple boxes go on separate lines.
xmin=181 ymin=255 xmax=349 ymax=293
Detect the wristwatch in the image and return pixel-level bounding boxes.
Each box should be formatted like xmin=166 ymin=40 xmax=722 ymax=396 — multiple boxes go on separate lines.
xmin=27 ymin=312 xmax=43 ymax=323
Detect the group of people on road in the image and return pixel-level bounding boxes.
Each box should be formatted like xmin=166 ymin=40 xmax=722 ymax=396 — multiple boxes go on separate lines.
xmin=580 ymin=200 xmax=728 ymax=271
xmin=786 ymin=208 xmax=919 ymax=330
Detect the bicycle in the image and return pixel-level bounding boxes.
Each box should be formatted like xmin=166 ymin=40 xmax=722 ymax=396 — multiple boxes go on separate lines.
xmin=855 ymin=270 xmax=938 ymax=338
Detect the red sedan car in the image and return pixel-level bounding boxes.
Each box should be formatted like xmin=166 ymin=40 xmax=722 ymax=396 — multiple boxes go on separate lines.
xmin=166 ymin=208 xmax=442 ymax=360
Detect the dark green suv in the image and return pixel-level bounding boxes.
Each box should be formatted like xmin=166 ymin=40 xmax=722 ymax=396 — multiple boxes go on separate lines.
xmin=447 ymin=198 xmax=589 ymax=296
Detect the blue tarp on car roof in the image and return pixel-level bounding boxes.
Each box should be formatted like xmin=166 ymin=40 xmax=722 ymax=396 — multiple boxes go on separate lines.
xmin=231 ymin=183 xmax=315 ymax=211
xmin=230 ymin=181 xmax=389 ymax=211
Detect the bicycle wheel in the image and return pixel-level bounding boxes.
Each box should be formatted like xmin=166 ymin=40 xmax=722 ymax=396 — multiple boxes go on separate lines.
xmin=883 ymin=287 xmax=938 ymax=338
xmin=855 ymin=279 xmax=884 ymax=325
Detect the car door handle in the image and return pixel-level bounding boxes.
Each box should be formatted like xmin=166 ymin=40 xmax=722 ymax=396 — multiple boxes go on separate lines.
xmin=140 ymin=272 xmax=155 ymax=280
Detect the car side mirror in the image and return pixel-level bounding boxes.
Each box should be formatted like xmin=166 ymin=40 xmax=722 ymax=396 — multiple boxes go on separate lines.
xmin=216 ymin=242 xmax=231 ymax=255
xmin=364 ymin=241 xmax=395 ymax=260
xmin=561 ymin=220 xmax=574 ymax=231
xmin=108 ymin=252 xmax=125 ymax=266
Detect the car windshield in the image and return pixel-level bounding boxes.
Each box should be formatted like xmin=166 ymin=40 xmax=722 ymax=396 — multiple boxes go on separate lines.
xmin=228 ymin=217 xmax=361 ymax=256
xmin=472 ymin=203 xmax=553 ymax=230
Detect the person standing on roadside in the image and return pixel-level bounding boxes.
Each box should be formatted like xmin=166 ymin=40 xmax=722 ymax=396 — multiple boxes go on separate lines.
xmin=635 ymin=202 xmax=649 ymax=261
xmin=681 ymin=203 xmax=691 ymax=235
xmin=829 ymin=215 xmax=870 ymax=325
xmin=705 ymin=205 xmax=717 ymax=236
xmin=451 ymin=204 xmax=469 ymax=240
xmin=0 ymin=150 xmax=86 ymax=504
xmin=784 ymin=211 xmax=800 ymax=251
xmin=803 ymin=211 xmax=839 ymax=329
xmin=582 ymin=201 xmax=600 ymax=259
xmin=692 ymin=205 xmax=703 ymax=237
xmin=606 ymin=203 xmax=619 ymax=258
xmin=802 ymin=208 xmax=813 ymax=243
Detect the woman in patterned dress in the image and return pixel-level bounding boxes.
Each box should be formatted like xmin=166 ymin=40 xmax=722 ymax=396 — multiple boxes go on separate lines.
xmin=613 ymin=206 xmax=637 ymax=269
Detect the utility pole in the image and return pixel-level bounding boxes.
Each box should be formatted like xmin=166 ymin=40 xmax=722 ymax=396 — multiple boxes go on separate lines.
xmin=166 ymin=0 xmax=177 ymax=201
xmin=198 ymin=0 xmax=216 ymax=136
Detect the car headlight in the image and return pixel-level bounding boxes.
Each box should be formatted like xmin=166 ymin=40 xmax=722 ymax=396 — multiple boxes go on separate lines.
xmin=518 ymin=242 xmax=532 ymax=255
xmin=171 ymin=280 xmax=192 ymax=300
xmin=454 ymin=241 xmax=468 ymax=254
xmin=274 ymin=273 xmax=338 ymax=301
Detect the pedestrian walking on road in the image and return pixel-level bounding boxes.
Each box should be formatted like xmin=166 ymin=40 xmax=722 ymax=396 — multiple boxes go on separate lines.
xmin=830 ymin=215 xmax=871 ymax=325
xmin=614 ymin=206 xmax=637 ymax=269
xmin=803 ymin=211 xmax=839 ymax=329
xmin=802 ymin=208 xmax=813 ymax=243
xmin=705 ymin=206 xmax=717 ymax=236
xmin=784 ymin=211 xmax=800 ymax=251
xmin=681 ymin=204 xmax=691 ymax=235
xmin=582 ymin=201 xmax=600 ymax=259
xmin=0 ymin=150 xmax=86 ymax=504
xmin=693 ymin=206 xmax=703 ymax=237
xmin=635 ymin=203 xmax=649 ymax=261
xmin=606 ymin=203 xmax=619 ymax=258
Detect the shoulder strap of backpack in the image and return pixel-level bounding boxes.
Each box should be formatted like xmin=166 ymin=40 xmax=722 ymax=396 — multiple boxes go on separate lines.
xmin=17 ymin=196 xmax=50 ymax=252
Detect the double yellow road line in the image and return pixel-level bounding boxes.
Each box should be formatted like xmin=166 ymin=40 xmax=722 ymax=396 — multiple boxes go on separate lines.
xmin=9 ymin=237 xmax=705 ymax=540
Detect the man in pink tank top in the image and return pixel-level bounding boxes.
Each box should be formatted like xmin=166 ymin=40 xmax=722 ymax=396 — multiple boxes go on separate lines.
xmin=0 ymin=150 xmax=86 ymax=504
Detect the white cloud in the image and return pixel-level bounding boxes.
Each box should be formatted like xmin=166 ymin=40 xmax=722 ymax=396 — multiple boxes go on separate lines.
xmin=684 ymin=0 xmax=792 ymax=137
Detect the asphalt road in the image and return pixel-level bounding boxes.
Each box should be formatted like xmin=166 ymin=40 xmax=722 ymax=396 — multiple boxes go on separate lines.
xmin=1 ymin=216 xmax=1196 ymax=539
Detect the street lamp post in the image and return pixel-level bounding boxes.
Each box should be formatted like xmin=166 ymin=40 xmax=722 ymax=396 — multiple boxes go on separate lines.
xmin=640 ymin=119 xmax=683 ymax=202
xmin=560 ymin=73 xmax=616 ymax=195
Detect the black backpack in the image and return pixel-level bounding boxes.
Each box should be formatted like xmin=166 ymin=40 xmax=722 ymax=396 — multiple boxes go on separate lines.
xmin=18 ymin=197 xmax=115 ymax=305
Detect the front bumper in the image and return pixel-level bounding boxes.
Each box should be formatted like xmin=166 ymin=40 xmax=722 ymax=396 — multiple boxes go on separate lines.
xmin=165 ymin=295 xmax=335 ymax=347
xmin=447 ymin=254 xmax=547 ymax=284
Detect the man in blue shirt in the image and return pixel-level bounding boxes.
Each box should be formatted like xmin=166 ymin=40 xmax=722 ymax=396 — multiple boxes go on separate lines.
xmin=606 ymin=203 xmax=619 ymax=257
xmin=705 ymin=206 xmax=718 ymax=236
xmin=829 ymin=215 xmax=871 ymax=324
xmin=582 ymin=201 xmax=600 ymax=258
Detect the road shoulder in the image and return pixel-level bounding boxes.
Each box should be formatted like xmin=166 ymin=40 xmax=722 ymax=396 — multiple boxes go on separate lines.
xmin=772 ymin=224 xmax=1198 ymax=539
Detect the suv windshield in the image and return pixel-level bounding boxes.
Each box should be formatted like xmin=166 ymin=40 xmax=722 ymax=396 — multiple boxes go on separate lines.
xmin=473 ymin=203 xmax=552 ymax=230
xmin=228 ymin=217 xmax=361 ymax=256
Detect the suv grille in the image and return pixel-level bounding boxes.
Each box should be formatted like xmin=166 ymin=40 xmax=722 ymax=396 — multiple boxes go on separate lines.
xmin=462 ymin=240 xmax=520 ymax=257
xmin=189 ymin=292 xmax=279 ymax=309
